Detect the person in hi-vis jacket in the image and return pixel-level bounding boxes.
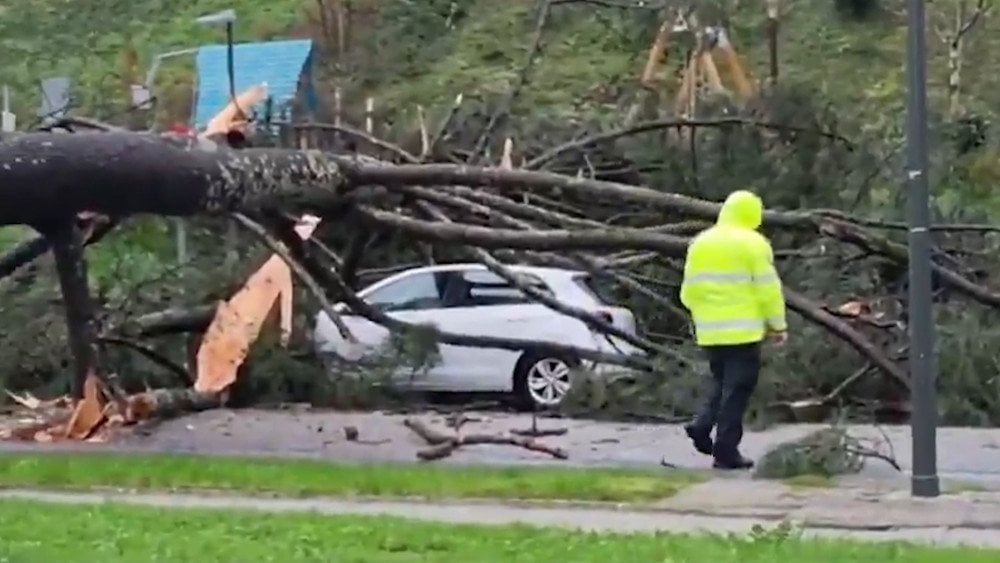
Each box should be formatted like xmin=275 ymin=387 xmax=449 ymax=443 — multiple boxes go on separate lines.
xmin=680 ymin=190 xmax=787 ymax=470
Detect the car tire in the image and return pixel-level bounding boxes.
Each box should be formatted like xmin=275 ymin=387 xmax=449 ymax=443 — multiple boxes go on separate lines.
xmin=512 ymin=351 xmax=579 ymax=411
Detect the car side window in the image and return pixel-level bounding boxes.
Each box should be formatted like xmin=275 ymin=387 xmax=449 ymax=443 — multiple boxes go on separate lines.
xmin=459 ymin=271 xmax=549 ymax=307
xmin=365 ymin=272 xmax=444 ymax=312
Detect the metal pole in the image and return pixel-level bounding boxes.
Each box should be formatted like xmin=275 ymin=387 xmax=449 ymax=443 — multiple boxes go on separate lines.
xmin=225 ymin=22 xmax=236 ymax=102
xmin=223 ymin=20 xmax=240 ymax=269
xmin=905 ymin=0 xmax=939 ymax=498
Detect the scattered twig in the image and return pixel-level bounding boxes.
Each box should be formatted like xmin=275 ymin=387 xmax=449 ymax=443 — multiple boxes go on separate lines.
xmin=403 ymin=417 xmax=568 ymax=461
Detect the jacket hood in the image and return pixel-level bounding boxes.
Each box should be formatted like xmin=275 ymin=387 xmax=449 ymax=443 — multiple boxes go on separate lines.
xmin=716 ymin=190 xmax=763 ymax=229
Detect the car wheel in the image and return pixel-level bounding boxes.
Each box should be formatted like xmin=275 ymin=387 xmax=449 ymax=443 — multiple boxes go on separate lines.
xmin=513 ymin=352 xmax=578 ymax=410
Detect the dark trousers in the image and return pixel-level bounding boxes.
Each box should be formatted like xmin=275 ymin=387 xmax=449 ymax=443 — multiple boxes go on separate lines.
xmin=690 ymin=342 xmax=761 ymax=462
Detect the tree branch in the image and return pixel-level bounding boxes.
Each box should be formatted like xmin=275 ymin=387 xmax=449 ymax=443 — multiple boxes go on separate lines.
xmin=230 ymin=212 xmax=356 ymax=342
xmin=525 ymin=117 xmax=854 ymax=170
xmin=355 ymin=206 xmax=689 ymax=254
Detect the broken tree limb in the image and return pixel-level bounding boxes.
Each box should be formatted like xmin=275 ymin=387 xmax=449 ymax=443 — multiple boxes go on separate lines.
xmin=0 ymin=132 xmax=347 ymax=226
xmin=403 ymin=417 xmax=568 ymax=461
xmin=821 ymin=219 xmax=1000 ymax=309
xmin=393 ymin=185 xmax=689 ymax=325
xmin=124 ymin=387 xmax=223 ymax=421
xmin=338 ymin=160 xmax=809 ymax=228
xmin=784 ymin=288 xmax=909 ymax=389
xmin=231 ymin=212 xmax=356 ymax=342
xmin=355 ymin=207 xmax=690 ymax=254
xmin=341 ymin=159 xmax=999 ymax=312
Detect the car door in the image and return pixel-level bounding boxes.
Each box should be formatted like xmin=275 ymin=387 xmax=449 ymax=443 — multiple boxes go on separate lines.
xmin=334 ymin=270 xmax=449 ymax=388
xmin=424 ymin=270 xmax=547 ymax=391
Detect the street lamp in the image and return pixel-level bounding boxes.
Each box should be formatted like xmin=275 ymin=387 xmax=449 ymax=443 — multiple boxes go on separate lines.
xmin=197 ymin=8 xmax=242 ymax=269
xmin=904 ymin=0 xmax=939 ymax=497
xmin=196 ymin=9 xmax=238 ymax=105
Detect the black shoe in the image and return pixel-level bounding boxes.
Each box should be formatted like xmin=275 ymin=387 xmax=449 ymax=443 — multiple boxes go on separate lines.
xmin=712 ymin=456 xmax=754 ymax=470
xmin=684 ymin=424 xmax=713 ymax=456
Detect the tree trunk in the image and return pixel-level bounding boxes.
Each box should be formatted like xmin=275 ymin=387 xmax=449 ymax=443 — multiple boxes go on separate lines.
xmin=49 ymin=222 xmax=101 ymax=399
xmin=0 ymin=132 xmax=347 ymax=226
xmin=766 ymin=0 xmax=780 ymax=85
xmin=126 ymin=388 xmax=223 ymax=421
xmin=948 ymin=2 xmax=966 ymax=119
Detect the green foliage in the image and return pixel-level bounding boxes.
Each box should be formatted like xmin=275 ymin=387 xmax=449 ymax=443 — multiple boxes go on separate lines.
xmin=0 ymin=0 xmax=305 ymax=122
xmin=753 ymin=427 xmax=864 ymax=479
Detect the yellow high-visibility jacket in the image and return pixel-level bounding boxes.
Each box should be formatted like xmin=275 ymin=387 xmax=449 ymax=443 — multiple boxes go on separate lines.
xmin=680 ymin=190 xmax=787 ymax=346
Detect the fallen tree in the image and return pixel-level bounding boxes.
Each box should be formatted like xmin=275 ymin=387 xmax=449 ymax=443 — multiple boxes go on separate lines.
xmin=1 ymin=115 xmax=999 ymax=437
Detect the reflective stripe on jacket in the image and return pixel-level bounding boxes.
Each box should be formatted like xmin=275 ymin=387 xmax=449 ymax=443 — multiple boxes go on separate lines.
xmin=680 ymin=190 xmax=787 ymax=346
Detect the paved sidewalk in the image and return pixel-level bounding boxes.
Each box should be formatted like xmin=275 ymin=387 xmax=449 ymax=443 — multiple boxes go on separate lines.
xmin=4 ymin=483 xmax=1000 ymax=548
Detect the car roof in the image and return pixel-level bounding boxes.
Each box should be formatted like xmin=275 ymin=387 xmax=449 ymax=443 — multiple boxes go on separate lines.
xmin=392 ymin=262 xmax=586 ymax=280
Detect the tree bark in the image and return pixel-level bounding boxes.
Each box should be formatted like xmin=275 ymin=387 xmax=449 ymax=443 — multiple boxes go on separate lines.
xmin=0 ymin=132 xmax=347 ymax=226
xmin=125 ymin=387 xmax=223 ymax=421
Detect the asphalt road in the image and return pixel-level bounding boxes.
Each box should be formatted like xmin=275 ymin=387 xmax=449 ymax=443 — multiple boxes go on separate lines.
xmin=3 ymin=408 xmax=1000 ymax=485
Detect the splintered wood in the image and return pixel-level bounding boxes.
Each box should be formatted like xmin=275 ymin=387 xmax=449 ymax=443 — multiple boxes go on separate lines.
xmin=194 ymin=214 xmax=320 ymax=393
xmin=403 ymin=417 xmax=569 ymax=461
xmin=1 ymin=214 xmax=322 ymax=443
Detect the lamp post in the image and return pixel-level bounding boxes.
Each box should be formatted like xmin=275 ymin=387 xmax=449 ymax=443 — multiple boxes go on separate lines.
xmin=196 ymin=9 xmax=238 ymax=105
xmin=196 ymin=8 xmax=240 ymax=269
xmin=904 ymin=0 xmax=939 ymax=498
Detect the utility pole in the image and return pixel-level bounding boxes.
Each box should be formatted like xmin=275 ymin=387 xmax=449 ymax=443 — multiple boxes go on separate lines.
xmin=904 ymin=0 xmax=940 ymax=498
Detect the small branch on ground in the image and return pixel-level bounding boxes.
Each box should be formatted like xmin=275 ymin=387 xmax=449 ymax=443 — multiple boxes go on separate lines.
xmin=403 ymin=417 xmax=568 ymax=461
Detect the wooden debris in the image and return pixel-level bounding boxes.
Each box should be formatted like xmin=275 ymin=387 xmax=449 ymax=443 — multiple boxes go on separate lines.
xmin=403 ymin=417 xmax=568 ymax=461
xmin=63 ymin=372 xmax=109 ymax=440
xmin=194 ymin=214 xmax=321 ymax=394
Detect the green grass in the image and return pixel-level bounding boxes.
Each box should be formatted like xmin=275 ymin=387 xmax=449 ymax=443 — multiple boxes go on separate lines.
xmin=944 ymin=480 xmax=990 ymax=494
xmin=0 ymin=452 xmax=702 ymax=502
xmin=783 ymin=474 xmax=837 ymax=489
xmin=1 ymin=498 xmax=996 ymax=562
